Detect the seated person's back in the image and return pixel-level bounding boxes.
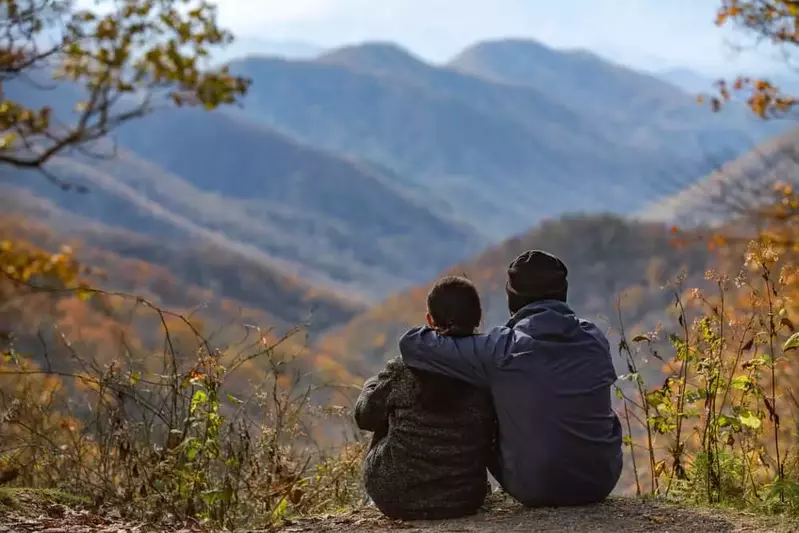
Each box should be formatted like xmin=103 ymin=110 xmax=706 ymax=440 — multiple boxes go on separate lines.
xmin=355 ymin=276 xmax=495 ymax=520
xmin=399 ymin=250 xmax=623 ymax=506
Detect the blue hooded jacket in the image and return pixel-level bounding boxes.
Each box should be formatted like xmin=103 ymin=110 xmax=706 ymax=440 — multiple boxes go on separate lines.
xmin=399 ymin=299 xmax=623 ymax=506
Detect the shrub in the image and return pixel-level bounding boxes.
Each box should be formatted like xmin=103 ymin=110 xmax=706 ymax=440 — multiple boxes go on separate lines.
xmin=616 ymin=237 xmax=799 ymax=514
xmin=0 ymin=283 xmax=366 ymax=529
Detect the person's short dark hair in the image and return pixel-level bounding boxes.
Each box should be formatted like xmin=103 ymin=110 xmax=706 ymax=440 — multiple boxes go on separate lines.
xmin=506 ymin=250 xmax=568 ymax=314
xmin=427 ymin=276 xmax=482 ymax=337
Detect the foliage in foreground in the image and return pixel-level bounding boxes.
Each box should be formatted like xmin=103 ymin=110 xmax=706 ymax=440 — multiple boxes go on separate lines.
xmin=616 ymin=185 xmax=799 ymax=515
xmin=0 ymin=239 xmax=366 ymax=529
xmin=1 ymin=0 xmax=249 ymax=173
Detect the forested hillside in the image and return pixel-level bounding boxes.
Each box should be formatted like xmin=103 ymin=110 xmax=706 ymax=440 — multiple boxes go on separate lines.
xmin=0 ymin=189 xmax=364 ymax=335
xmin=3 ymin=37 xmax=787 ymax=301
xmin=641 ymin=126 xmax=799 ymax=226
xmin=318 ymin=213 xmax=722 ymax=378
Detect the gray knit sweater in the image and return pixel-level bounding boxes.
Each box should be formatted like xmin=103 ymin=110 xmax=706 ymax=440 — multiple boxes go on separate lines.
xmin=355 ymin=357 xmax=495 ymax=520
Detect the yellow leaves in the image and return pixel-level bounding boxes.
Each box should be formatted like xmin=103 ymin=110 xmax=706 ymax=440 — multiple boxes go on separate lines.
xmin=0 ymin=0 xmax=250 ymax=168
xmin=704 ymin=75 xmax=798 ymax=118
xmin=0 ymin=100 xmax=53 ymax=153
xmin=716 ymin=1 xmax=746 ymax=26
xmin=95 ymin=16 xmax=119 ymax=41
xmin=750 ymin=93 xmax=770 ymax=119
xmin=0 ymin=236 xmax=83 ymax=298
xmin=0 ymin=133 xmax=14 ymax=150
xmin=716 ymin=0 xmax=799 ymax=45
xmin=708 ymin=3 xmax=799 ymax=118
xmin=76 ymin=287 xmax=93 ymax=301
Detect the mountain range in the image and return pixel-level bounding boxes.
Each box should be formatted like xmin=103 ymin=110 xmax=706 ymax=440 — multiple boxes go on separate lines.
xmin=2 ymin=37 xmax=790 ymax=314
xmin=209 ymin=38 xmax=323 ymax=64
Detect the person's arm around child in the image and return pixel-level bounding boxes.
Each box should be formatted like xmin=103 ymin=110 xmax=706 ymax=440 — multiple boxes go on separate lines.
xmin=398 ymin=326 xmax=511 ymax=388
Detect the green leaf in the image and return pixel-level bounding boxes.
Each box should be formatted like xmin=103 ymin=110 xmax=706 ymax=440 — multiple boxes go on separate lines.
xmin=190 ymin=389 xmax=208 ymax=414
xmin=684 ymin=389 xmax=707 ymax=403
xmin=668 ymin=333 xmax=683 ymax=347
xmin=731 ymin=375 xmax=753 ymax=391
xmin=76 ymin=288 xmax=93 ymax=301
xmin=271 ymin=497 xmax=289 ymax=521
xmin=614 ymin=387 xmax=623 ymax=400
xmin=739 ymin=411 xmax=762 ymax=430
xmin=646 ymin=389 xmax=668 ymax=409
xmin=783 ymin=332 xmax=799 ymax=352
xmin=186 ymin=439 xmax=201 ymax=461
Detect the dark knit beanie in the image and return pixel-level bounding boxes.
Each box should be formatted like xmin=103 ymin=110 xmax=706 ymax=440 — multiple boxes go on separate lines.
xmin=505 ymin=250 xmax=568 ymax=314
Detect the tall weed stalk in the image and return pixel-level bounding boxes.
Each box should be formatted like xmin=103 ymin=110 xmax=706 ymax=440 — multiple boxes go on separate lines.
xmin=0 ymin=288 xmax=366 ymax=529
xmin=614 ymin=240 xmax=799 ymax=513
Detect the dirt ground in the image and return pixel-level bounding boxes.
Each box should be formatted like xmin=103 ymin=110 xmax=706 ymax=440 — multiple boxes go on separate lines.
xmin=0 ymin=489 xmax=198 ymax=533
xmin=1 ymin=489 xmax=795 ymax=533
xmin=271 ymin=496 xmax=795 ymax=533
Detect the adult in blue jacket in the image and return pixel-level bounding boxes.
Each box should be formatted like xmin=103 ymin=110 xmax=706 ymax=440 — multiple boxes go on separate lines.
xmin=399 ymin=250 xmax=623 ymax=506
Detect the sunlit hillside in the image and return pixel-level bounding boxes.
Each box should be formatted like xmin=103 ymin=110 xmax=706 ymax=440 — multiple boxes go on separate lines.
xmin=319 ymin=213 xmax=729 ymax=379
xmin=0 ymin=209 xmax=364 ymax=391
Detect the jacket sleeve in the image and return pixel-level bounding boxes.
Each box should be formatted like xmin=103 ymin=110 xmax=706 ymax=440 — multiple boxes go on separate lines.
xmin=398 ymin=326 xmax=512 ymax=388
xmin=354 ymin=364 xmax=394 ymax=434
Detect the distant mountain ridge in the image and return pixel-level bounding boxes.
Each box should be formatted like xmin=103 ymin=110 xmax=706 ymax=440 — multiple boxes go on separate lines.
xmin=448 ymin=39 xmax=781 ymax=149
xmin=3 ymin=64 xmax=490 ymax=301
xmin=3 ymin=37 xmax=788 ymax=308
xmin=228 ymin=41 xmax=783 ymax=238
xmin=210 ymin=38 xmax=324 ymax=64
xmin=228 ymin=54 xmax=640 ymax=235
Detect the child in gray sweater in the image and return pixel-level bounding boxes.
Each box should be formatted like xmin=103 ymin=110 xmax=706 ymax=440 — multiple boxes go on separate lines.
xmin=355 ymin=276 xmax=495 ymax=520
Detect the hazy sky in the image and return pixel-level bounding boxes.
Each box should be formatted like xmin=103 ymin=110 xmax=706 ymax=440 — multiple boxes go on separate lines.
xmin=215 ymin=0 xmax=786 ymax=75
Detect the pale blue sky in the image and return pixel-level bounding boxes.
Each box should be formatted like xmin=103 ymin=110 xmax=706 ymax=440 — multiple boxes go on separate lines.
xmin=215 ymin=0 xmax=786 ymax=75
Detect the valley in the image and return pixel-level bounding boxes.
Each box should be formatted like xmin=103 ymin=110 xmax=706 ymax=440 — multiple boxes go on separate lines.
xmin=2 ymin=38 xmax=788 ymax=310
